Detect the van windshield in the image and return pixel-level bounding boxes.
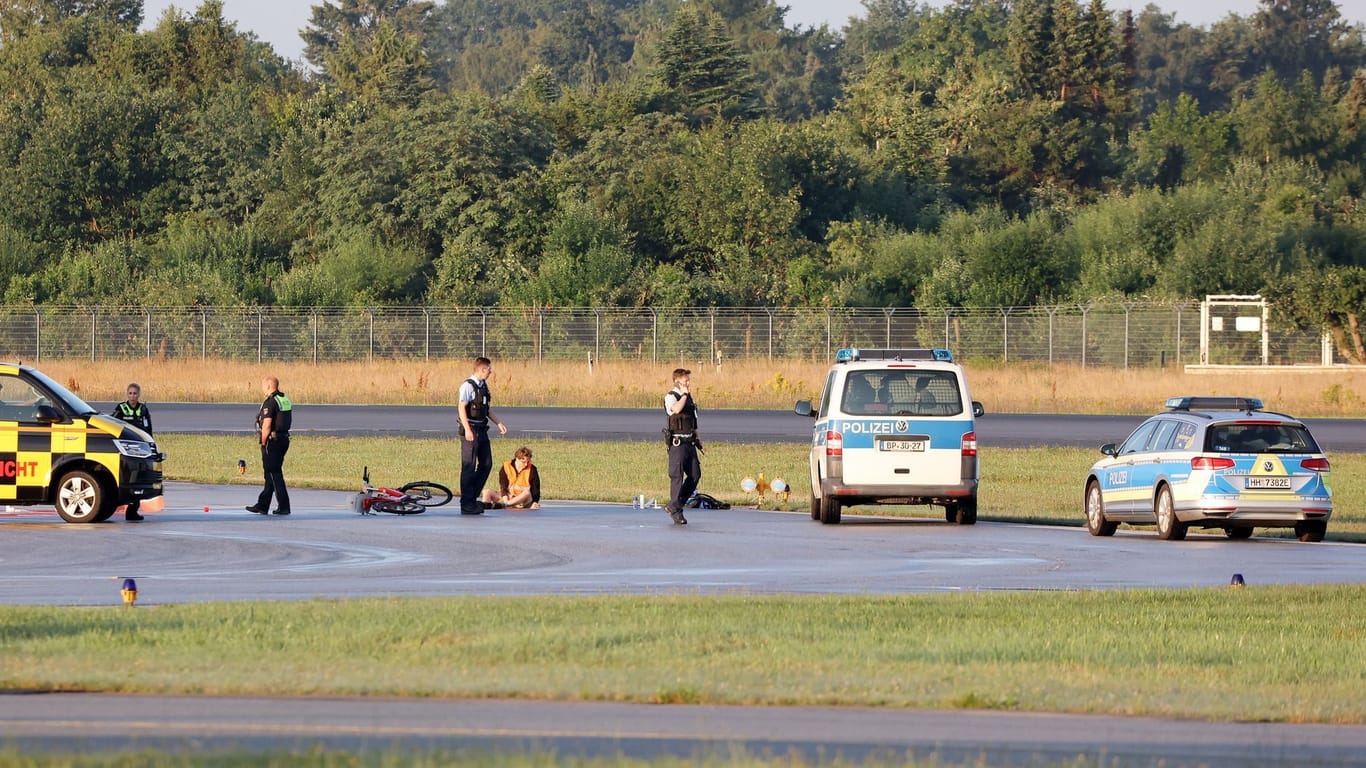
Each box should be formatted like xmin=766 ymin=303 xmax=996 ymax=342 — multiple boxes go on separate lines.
xmin=25 ymin=367 xmax=98 ymax=417
xmin=841 ymin=370 xmax=962 ymax=416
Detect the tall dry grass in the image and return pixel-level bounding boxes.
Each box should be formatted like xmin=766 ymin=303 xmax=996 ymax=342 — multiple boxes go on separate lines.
xmin=28 ymin=358 xmax=1366 ymax=416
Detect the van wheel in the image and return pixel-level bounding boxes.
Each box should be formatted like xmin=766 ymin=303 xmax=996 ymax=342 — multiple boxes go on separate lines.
xmin=55 ymin=470 xmax=111 ymax=523
xmin=950 ymin=498 xmax=977 ymax=525
xmin=819 ymin=494 xmax=842 ymax=525
xmin=1225 ymin=527 xmax=1253 ymax=540
xmin=809 ymin=491 xmax=820 ymax=520
xmin=1154 ymin=486 xmax=1187 ymax=541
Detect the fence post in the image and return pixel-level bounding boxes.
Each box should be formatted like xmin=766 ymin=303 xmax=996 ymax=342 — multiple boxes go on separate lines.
xmin=424 ymin=309 xmax=431 ymax=360
xmin=34 ymin=308 xmax=41 ymax=362
xmin=825 ymin=309 xmax=832 ymax=361
xmin=145 ymin=308 xmax=151 ymax=360
xmin=367 ymin=308 xmax=375 ymax=363
xmin=537 ymin=307 xmax=544 ymax=363
xmin=1175 ymin=304 xmax=1182 ymax=365
xmin=651 ymin=308 xmax=658 ymax=365
xmin=593 ymin=308 xmax=602 ymax=366
xmin=256 ymin=308 xmax=264 ymax=363
xmin=766 ymin=307 xmax=775 ymax=361
xmin=480 ymin=308 xmax=488 ymax=357
xmin=1079 ymin=303 xmax=1092 ymax=369
xmin=200 ymin=308 xmax=207 ymax=360
xmin=1047 ymin=306 xmax=1058 ymax=365
xmin=311 ymin=309 xmax=319 ymax=365
xmin=1123 ymin=302 xmax=1136 ymax=369
xmin=1001 ymin=308 xmax=1012 ymax=363
xmin=89 ymin=307 xmax=97 ymax=362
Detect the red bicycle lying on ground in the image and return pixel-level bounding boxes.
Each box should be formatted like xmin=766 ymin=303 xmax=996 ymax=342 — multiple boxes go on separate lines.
xmin=353 ymin=466 xmax=452 ymax=515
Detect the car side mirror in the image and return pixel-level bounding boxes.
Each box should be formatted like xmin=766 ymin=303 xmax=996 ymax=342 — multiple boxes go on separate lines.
xmin=794 ymin=400 xmax=816 ymax=417
xmin=972 ymin=401 xmax=985 ymax=417
xmin=1100 ymin=443 xmax=1118 ymax=457
xmin=34 ymin=404 xmax=63 ymax=424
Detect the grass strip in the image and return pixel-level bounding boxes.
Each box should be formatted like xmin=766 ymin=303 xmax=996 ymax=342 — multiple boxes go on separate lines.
xmin=3 ymin=588 xmax=1365 ymax=723
xmin=160 ymin=435 xmax=1366 ymax=537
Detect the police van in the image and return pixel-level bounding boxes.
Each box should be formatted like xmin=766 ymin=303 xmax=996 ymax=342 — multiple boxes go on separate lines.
xmin=1 ymin=362 xmax=164 ymax=523
xmin=794 ymin=348 xmax=983 ymax=525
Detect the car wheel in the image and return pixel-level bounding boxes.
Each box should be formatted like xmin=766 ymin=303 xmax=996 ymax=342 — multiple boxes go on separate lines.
xmin=1225 ymin=527 xmax=1253 ymax=540
xmin=1085 ymin=481 xmax=1117 ymax=537
xmin=809 ymin=491 xmax=820 ymax=520
xmin=1294 ymin=521 xmax=1326 ymax=542
xmin=944 ymin=506 xmax=956 ymax=523
xmin=950 ymin=498 xmax=977 ymax=525
xmin=55 ymin=469 xmax=111 ymax=524
xmin=819 ymin=493 xmax=842 ymax=525
xmin=1154 ymin=486 xmax=1186 ymax=541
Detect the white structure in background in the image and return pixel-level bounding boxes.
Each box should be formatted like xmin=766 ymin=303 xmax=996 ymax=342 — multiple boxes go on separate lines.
xmin=1198 ymin=294 xmax=1334 ymax=368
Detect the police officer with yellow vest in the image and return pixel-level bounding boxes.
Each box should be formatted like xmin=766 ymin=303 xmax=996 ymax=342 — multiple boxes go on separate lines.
xmin=246 ymin=375 xmax=292 ymax=516
xmin=110 ymin=382 xmax=153 ymax=522
xmin=458 ymin=356 xmax=508 ymax=514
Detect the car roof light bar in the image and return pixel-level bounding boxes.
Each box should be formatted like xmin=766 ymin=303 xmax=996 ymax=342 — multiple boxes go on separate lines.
xmin=836 ymin=348 xmax=953 ymax=363
xmin=1164 ymin=396 xmax=1264 ymax=412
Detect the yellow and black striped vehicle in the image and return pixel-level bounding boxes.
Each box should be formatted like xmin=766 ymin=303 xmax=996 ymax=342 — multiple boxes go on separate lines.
xmin=1 ymin=362 xmax=164 ymax=523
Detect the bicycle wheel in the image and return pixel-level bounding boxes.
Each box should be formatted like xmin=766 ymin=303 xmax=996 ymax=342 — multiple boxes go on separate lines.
xmin=400 ymin=481 xmax=453 ymax=508
xmin=371 ymin=499 xmax=425 ymax=515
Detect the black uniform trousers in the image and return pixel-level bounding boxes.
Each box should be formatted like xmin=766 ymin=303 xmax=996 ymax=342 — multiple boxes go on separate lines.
xmin=460 ymin=426 xmax=492 ymax=511
xmin=667 ymin=439 xmax=701 ymax=515
xmin=256 ymin=434 xmax=291 ymax=513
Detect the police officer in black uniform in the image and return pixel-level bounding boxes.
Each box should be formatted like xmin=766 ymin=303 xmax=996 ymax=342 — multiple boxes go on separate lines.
xmin=110 ymin=382 xmax=152 ymax=522
xmin=246 ymin=375 xmax=292 ymax=516
xmin=457 ymin=356 xmax=508 ymax=514
xmin=663 ymin=367 xmax=701 ymax=525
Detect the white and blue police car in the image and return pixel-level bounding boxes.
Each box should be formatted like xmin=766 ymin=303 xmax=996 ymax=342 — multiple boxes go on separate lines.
xmin=1084 ymin=396 xmax=1333 ymax=541
xmin=794 ymin=348 xmax=984 ymax=525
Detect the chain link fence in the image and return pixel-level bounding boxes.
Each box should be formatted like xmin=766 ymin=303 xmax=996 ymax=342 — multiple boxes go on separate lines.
xmin=0 ymin=303 xmax=1336 ymax=367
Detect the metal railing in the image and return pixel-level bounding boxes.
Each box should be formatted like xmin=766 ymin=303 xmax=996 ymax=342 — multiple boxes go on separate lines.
xmin=0 ymin=303 xmax=1336 ymax=367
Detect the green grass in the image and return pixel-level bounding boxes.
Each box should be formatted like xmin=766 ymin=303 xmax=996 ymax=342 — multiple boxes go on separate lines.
xmin=3 ymin=588 xmax=1366 ymax=723
xmin=161 ymin=435 xmax=1366 ymax=538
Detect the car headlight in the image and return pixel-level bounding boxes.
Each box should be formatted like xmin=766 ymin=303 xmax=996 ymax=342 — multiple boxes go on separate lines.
xmin=115 ymin=440 xmax=158 ymax=459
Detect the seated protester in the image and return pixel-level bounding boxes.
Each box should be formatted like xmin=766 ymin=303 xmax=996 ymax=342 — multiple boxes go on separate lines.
xmin=482 ymin=446 xmax=541 ymax=509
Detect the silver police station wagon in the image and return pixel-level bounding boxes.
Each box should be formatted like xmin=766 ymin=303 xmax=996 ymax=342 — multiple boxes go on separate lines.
xmin=1084 ymin=397 xmax=1333 ymax=542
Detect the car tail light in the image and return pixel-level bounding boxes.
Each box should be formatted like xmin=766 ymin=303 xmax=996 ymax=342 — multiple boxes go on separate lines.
xmin=1191 ymin=456 xmax=1236 ymax=470
xmin=825 ymin=430 xmax=843 ymax=457
xmin=1301 ymin=457 xmax=1331 ymax=472
xmin=961 ymin=431 xmax=977 ymax=457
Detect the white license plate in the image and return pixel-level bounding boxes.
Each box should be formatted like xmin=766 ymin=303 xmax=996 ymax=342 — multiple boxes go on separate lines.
xmin=1245 ymin=476 xmax=1291 ymax=490
xmin=879 ymin=440 xmax=927 ymax=452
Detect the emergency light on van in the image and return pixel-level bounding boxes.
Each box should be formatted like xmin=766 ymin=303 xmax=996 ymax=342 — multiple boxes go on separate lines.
xmin=836 ymin=348 xmax=954 ymax=363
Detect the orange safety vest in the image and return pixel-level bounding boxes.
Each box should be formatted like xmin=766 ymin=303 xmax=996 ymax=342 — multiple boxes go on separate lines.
xmin=502 ymin=460 xmax=533 ymax=495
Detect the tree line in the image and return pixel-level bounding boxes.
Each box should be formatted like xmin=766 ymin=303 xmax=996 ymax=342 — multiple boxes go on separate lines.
xmin=0 ymin=0 xmax=1364 ymax=359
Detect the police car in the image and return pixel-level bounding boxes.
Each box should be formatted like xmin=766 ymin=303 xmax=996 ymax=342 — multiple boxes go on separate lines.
xmin=794 ymin=348 xmax=984 ymax=525
xmin=1 ymin=362 xmax=164 ymax=523
xmin=1084 ymin=397 xmax=1333 ymax=542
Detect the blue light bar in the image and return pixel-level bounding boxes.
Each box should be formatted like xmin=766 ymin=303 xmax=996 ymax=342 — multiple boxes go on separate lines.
xmin=835 ymin=348 xmax=954 ymax=363
xmin=1165 ymin=396 xmax=1264 ymax=412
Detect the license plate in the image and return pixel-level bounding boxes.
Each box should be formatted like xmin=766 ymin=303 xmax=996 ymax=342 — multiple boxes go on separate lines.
xmin=1245 ymin=476 xmax=1291 ymax=490
xmin=879 ymin=439 xmax=926 ymax=452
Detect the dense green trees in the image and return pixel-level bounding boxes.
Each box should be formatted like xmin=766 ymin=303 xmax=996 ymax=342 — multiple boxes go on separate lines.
xmin=1 ymin=0 xmax=1364 ymax=341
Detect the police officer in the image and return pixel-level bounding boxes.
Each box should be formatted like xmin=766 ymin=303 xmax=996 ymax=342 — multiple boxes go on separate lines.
xmin=246 ymin=375 xmax=292 ymax=516
xmin=110 ymin=382 xmax=152 ymax=522
xmin=457 ymin=356 xmax=508 ymax=514
xmin=663 ymin=367 xmax=702 ymax=525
